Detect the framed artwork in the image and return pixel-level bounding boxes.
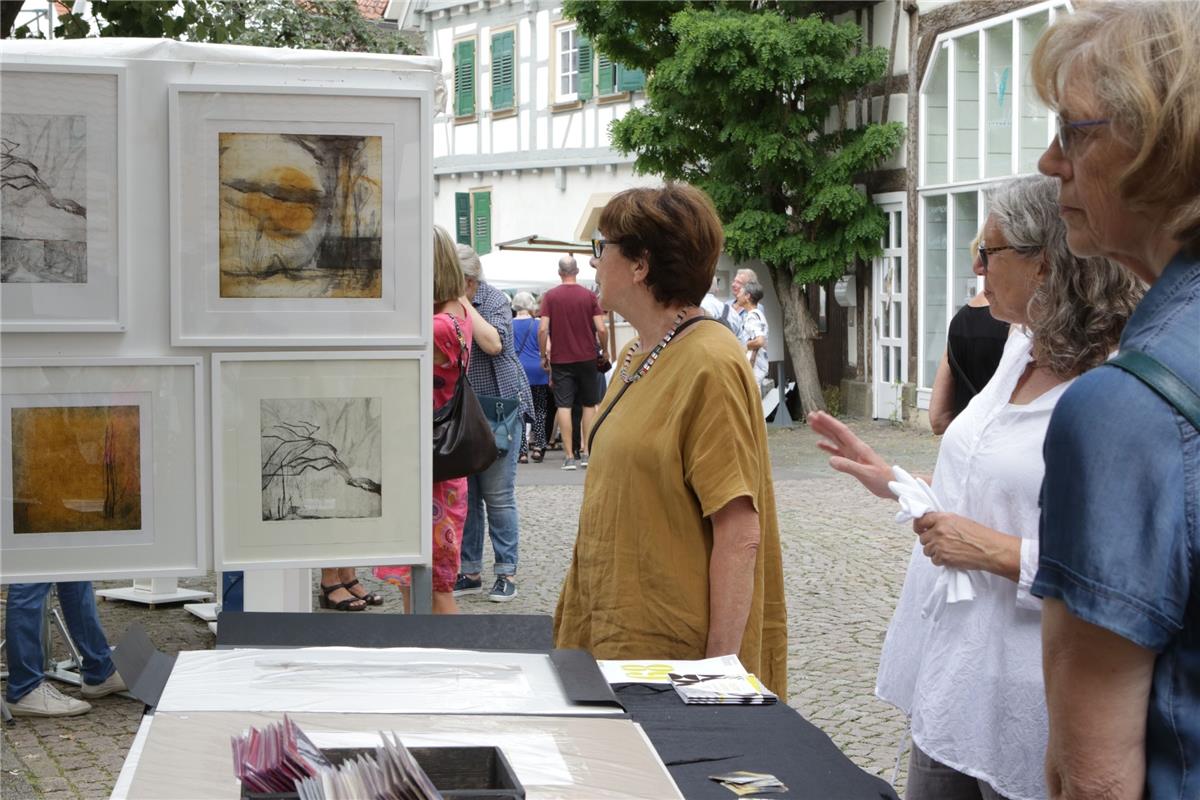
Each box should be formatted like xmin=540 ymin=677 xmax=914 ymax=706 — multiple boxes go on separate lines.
xmin=1 ymin=358 xmax=204 ymax=583
xmin=213 ymin=351 xmax=429 ymax=570
xmin=0 ymin=63 xmax=126 ymax=331
xmin=170 ymin=85 xmax=430 ymax=346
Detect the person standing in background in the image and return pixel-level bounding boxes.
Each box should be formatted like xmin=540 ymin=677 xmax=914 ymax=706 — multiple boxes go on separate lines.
xmin=511 ymin=291 xmax=548 ymax=464
xmin=539 ymin=255 xmax=607 ymax=471
xmin=928 ymin=231 xmax=1011 ymax=435
xmin=454 ymin=246 xmax=531 ymax=603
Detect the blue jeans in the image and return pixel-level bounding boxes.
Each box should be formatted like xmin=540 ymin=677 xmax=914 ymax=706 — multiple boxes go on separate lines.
xmin=4 ymin=582 xmax=115 ymax=702
xmin=460 ymin=441 xmax=519 ymax=577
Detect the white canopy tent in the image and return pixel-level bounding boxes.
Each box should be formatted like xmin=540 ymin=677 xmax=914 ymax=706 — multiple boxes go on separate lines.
xmin=478 ymin=247 xmax=596 ymax=295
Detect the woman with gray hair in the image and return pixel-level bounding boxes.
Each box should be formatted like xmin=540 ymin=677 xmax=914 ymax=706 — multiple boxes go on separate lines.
xmin=809 ymin=174 xmax=1141 ymax=799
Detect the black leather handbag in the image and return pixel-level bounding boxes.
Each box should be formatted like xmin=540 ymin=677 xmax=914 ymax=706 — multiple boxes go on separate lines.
xmin=433 ymin=317 xmax=499 ymax=482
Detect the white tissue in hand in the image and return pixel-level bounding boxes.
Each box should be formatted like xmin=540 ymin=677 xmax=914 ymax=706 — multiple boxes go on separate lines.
xmin=888 ymin=465 xmax=977 ymax=617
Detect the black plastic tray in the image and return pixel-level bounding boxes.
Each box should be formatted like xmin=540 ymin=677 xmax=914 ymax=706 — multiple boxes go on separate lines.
xmin=241 ymin=745 xmax=525 ymax=799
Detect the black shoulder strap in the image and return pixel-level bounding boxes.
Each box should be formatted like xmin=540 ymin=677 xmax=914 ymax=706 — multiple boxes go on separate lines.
xmin=587 ymin=316 xmax=716 ymax=454
xmin=1103 ymin=350 xmax=1200 ymax=431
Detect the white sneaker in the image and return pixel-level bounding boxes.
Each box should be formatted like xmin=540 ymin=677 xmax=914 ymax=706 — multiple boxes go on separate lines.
xmin=80 ymin=671 xmax=127 ymax=699
xmin=8 ymin=682 xmax=92 ymax=717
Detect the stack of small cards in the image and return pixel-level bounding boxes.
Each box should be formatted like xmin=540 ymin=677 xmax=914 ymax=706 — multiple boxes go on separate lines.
xmin=709 ymin=770 xmax=789 ymax=796
xmin=231 ymin=715 xmax=331 ymax=793
xmin=667 ymin=673 xmax=778 ymax=705
xmin=294 ymin=733 xmax=442 ymax=800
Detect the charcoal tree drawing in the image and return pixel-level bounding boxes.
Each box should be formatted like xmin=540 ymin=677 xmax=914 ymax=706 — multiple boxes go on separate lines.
xmin=260 ymin=397 xmax=382 ymax=521
xmin=10 ymin=405 xmax=142 ymax=534
xmin=1 ymin=114 xmax=88 ymax=283
xmin=219 ymin=132 xmax=383 ymax=299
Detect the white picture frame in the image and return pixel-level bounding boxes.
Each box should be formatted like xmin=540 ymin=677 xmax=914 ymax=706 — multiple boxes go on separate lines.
xmin=170 ymin=84 xmax=431 ymax=347
xmin=1 ymin=358 xmax=205 ymax=583
xmin=213 ymin=351 xmax=430 ymax=570
xmin=0 ymin=62 xmax=127 ymax=332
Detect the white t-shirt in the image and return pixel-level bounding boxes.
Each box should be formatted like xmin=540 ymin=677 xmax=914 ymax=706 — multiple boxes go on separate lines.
xmin=740 ymin=306 xmax=769 ymax=383
xmin=875 ymin=329 xmax=1071 ymax=800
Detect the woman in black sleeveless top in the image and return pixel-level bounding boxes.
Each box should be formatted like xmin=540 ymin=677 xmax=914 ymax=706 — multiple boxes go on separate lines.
xmin=929 ymin=296 xmax=1010 ymax=433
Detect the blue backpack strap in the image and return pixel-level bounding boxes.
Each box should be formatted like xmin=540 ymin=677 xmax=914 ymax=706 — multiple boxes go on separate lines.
xmin=1103 ymin=350 xmax=1200 ymax=431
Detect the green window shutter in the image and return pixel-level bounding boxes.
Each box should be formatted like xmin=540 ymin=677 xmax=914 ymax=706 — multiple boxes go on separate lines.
xmin=491 ymin=31 xmax=514 ymax=111
xmin=597 ymin=52 xmax=616 ymax=95
xmin=472 ymin=191 xmax=491 ymax=254
xmin=455 ymin=39 xmax=475 ymax=116
xmin=577 ymin=35 xmax=593 ymax=101
xmin=455 ymin=193 xmax=472 ymax=245
xmin=616 ymin=63 xmax=645 ymax=92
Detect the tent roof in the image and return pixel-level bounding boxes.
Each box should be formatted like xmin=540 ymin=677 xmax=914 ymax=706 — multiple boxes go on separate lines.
xmin=481 ymin=237 xmax=595 ymax=293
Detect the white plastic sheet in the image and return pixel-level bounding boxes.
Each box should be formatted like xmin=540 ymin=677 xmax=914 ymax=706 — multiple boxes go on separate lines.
xmin=157 ymin=647 xmax=621 ymax=715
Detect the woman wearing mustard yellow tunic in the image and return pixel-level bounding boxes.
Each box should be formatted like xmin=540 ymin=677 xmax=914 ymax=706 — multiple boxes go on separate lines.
xmin=552 ymin=184 xmax=788 ymax=699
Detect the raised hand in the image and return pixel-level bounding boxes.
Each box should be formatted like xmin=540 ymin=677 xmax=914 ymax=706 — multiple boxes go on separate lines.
xmin=808 ymin=411 xmax=894 ymax=499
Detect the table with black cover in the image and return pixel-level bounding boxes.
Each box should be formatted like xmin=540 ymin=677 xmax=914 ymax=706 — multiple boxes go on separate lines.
xmin=215 ymin=612 xmax=898 ymax=799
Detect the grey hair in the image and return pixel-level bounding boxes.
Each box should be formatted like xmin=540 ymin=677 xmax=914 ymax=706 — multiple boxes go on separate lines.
xmin=456 ymin=244 xmax=483 ymax=281
xmin=737 ymin=268 xmax=759 ymax=283
xmin=987 ymin=175 xmax=1144 ymax=376
xmin=558 ymin=255 xmax=579 ymax=276
xmin=741 ymin=280 xmax=764 ymax=304
xmin=511 ymin=291 xmax=537 ymax=313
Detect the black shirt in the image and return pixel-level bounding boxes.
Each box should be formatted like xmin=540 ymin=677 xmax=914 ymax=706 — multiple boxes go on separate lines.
xmin=947 ymin=303 xmax=1010 ymax=416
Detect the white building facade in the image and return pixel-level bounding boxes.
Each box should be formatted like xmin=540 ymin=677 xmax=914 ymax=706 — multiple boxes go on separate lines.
xmin=392 ymin=0 xmax=660 ymax=257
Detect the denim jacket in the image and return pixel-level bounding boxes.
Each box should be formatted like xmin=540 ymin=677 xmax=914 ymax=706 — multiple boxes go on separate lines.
xmin=1034 ymin=252 xmax=1200 ymax=800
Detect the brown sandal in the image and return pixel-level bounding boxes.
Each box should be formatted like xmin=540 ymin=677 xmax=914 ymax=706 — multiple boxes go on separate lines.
xmin=319 ymin=583 xmax=367 ymax=611
xmin=343 ymin=578 xmax=383 ymax=606
xmin=530 ymin=448 xmax=544 ymax=463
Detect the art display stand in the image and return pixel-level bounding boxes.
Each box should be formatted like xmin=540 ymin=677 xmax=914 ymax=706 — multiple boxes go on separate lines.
xmin=96 ymin=578 xmax=213 ymax=609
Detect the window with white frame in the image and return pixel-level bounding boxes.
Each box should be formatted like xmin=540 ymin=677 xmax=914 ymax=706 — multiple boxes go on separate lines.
xmin=556 ymin=24 xmax=579 ymax=101
xmin=917 ymin=1 xmax=1066 ymax=391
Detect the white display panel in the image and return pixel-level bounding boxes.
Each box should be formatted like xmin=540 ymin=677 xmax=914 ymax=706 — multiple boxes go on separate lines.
xmin=0 ymin=358 xmax=204 ymax=582
xmin=0 ymin=63 xmax=126 ymax=332
xmin=171 ymin=85 xmax=429 ymax=347
xmin=213 ymin=351 xmax=429 ymax=570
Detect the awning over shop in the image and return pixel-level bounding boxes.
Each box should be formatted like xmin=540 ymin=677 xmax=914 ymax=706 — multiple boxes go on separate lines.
xmin=483 ymin=235 xmax=595 ymax=293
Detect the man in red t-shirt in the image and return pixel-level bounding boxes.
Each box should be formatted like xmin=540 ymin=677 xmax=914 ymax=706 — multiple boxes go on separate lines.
xmin=538 ymin=255 xmax=607 ymax=470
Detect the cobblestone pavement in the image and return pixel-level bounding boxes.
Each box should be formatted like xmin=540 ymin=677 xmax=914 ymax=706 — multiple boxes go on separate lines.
xmin=1 ymin=420 xmax=940 ymax=799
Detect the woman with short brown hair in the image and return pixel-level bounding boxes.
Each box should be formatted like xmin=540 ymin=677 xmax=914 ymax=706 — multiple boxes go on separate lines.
xmin=553 ymin=184 xmax=788 ymax=697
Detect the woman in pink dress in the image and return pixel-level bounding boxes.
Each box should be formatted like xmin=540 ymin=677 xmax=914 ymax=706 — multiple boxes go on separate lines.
xmin=375 ymin=225 xmax=477 ymax=614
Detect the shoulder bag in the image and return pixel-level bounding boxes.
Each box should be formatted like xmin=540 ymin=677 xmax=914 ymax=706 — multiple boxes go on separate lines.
xmin=433 ymin=316 xmax=499 ymax=481
xmin=477 ymin=323 xmax=524 ymax=455
xmin=1103 ymin=349 xmax=1200 ymax=431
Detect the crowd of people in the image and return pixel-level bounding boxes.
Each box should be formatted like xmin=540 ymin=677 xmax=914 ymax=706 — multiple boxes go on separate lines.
xmin=7 ymin=6 xmax=1197 ymax=800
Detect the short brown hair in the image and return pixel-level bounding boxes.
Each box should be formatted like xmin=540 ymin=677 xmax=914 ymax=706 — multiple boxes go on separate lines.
xmin=433 ymin=224 xmax=465 ymax=303
xmin=598 ymin=184 xmax=724 ymax=306
xmin=1032 ymin=0 xmax=1200 ymax=248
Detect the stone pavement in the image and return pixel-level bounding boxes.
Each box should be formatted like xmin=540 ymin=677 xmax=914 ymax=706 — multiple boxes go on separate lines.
xmin=1 ymin=419 xmax=940 ymax=799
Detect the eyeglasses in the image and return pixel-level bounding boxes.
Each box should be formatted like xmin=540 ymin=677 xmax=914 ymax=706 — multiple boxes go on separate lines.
xmin=590 ymin=238 xmax=607 ymax=259
xmin=977 ymin=242 xmax=1013 ymax=271
xmin=1056 ymin=114 xmax=1109 ymax=156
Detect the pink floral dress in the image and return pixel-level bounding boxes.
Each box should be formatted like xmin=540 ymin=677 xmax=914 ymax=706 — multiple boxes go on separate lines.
xmin=374 ymin=310 xmax=473 ymax=593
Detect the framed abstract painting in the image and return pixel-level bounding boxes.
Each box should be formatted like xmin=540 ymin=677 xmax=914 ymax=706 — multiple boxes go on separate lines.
xmin=0 ymin=358 xmax=205 ymax=582
xmin=170 ymin=85 xmax=430 ymax=346
xmin=212 ymin=351 xmax=429 ymax=570
xmin=0 ymin=63 xmax=126 ymax=331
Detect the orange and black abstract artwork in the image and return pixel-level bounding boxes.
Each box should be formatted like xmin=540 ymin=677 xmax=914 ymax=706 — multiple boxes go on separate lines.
xmin=218 ymin=132 xmax=383 ymax=299
xmin=10 ymin=405 xmax=142 ymax=534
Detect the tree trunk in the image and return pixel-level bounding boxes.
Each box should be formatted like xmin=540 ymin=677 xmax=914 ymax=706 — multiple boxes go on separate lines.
xmin=770 ymin=268 xmax=826 ymax=418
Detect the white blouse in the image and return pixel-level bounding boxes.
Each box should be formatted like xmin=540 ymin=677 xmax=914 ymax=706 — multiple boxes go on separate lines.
xmin=875 ymin=329 xmax=1070 ymax=800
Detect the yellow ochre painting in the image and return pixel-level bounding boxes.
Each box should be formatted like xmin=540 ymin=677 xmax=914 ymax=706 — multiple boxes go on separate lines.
xmin=218 ymin=132 xmax=383 ymax=299
xmin=10 ymin=405 xmax=142 ymax=534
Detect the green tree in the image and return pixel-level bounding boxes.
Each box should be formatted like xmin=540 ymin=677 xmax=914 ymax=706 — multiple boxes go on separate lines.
xmin=565 ymin=0 xmax=904 ymax=414
xmin=5 ymin=0 xmax=419 ymax=55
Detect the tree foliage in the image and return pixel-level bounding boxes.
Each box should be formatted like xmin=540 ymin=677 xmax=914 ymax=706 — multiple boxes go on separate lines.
xmin=9 ymin=0 xmax=419 ymax=55
xmin=565 ymin=0 xmax=903 ymax=288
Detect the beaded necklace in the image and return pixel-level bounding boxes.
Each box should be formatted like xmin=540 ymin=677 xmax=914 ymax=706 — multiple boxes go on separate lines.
xmin=619 ymin=305 xmax=696 ymax=384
